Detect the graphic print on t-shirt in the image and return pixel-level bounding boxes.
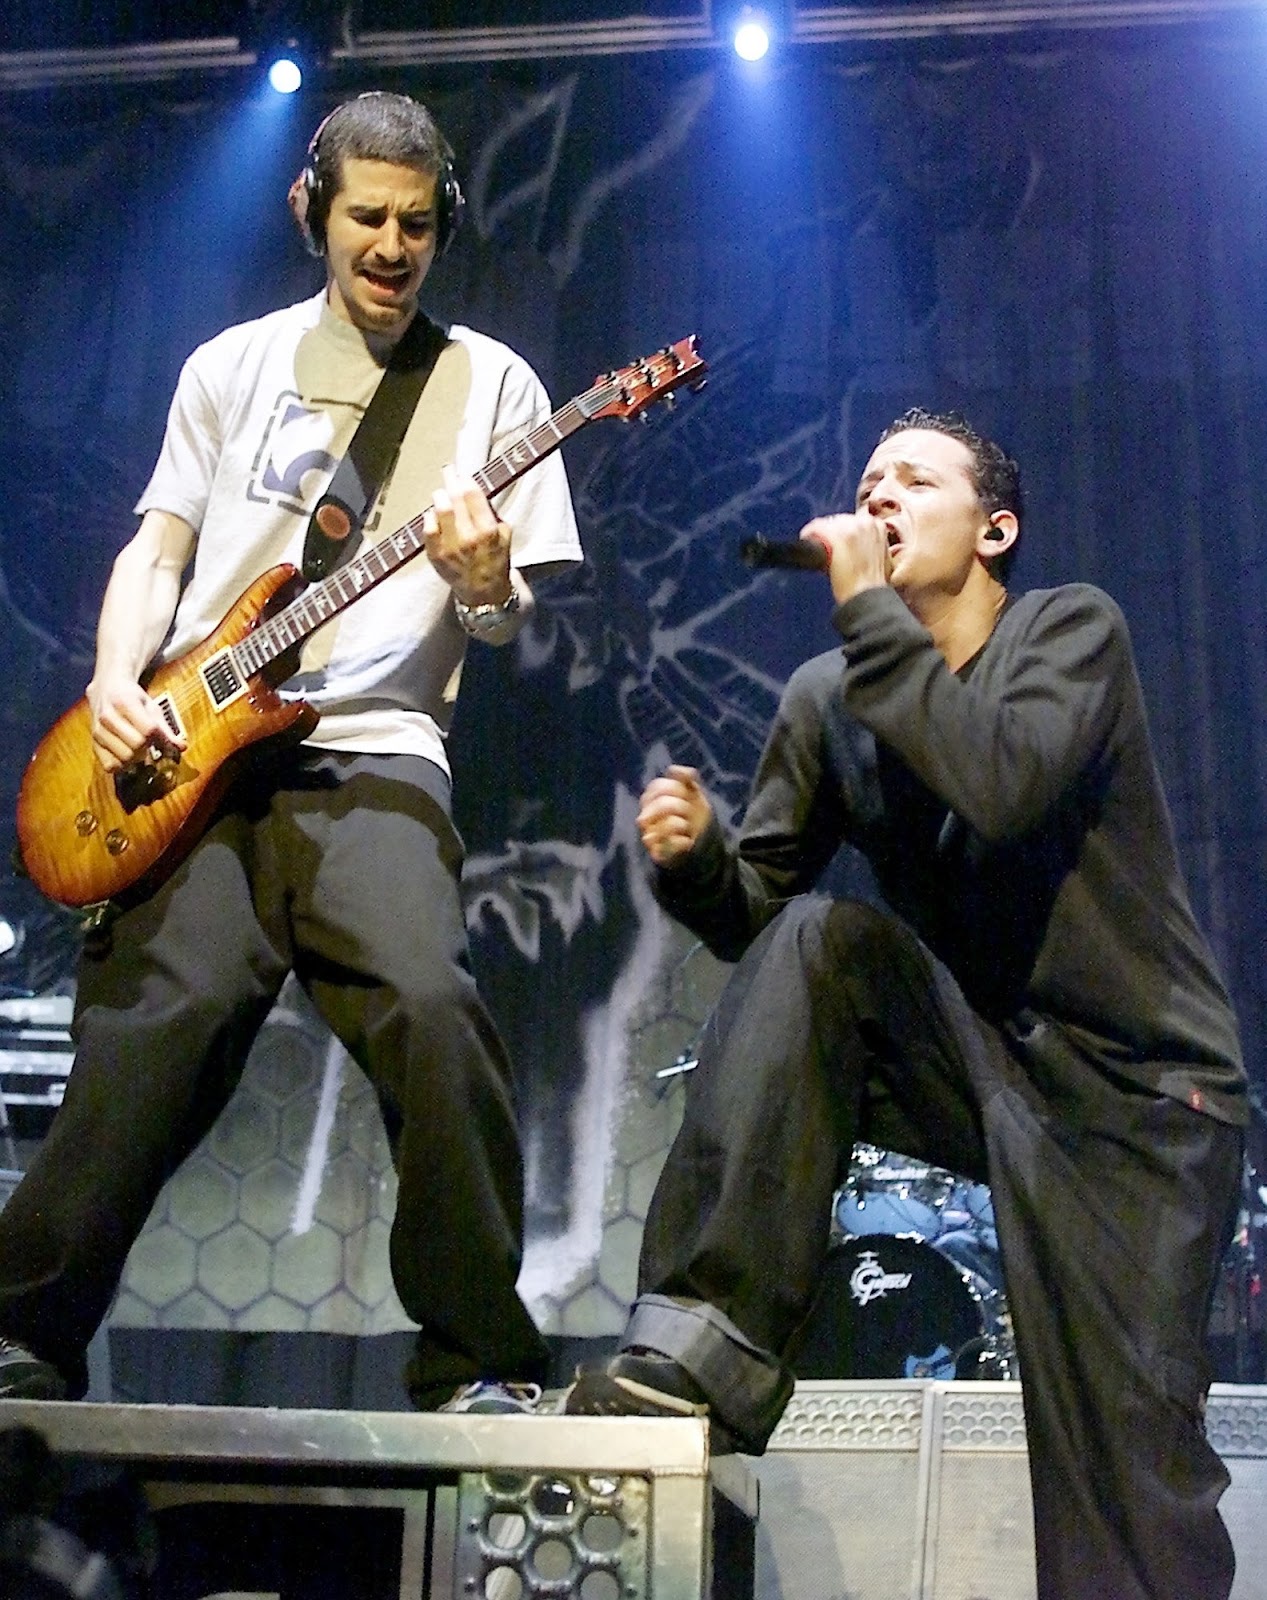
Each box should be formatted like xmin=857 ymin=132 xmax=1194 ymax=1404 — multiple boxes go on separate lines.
xmin=245 ymin=389 xmax=368 ymax=518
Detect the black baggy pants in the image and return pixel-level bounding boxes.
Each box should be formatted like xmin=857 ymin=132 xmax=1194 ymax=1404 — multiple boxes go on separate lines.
xmin=0 ymin=749 xmax=548 ymax=1402
xmin=627 ymin=896 xmax=1243 ymax=1600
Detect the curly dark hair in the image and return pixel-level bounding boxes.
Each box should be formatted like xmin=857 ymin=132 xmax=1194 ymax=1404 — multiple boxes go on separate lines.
xmin=877 ymin=407 xmax=1023 ymax=580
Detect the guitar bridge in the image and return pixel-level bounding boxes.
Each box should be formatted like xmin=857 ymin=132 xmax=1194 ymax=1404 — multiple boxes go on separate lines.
xmin=154 ymin=693 xmax=185 ymax=744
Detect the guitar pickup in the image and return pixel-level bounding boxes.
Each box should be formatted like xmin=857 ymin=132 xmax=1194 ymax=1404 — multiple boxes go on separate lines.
xmin=200 ymin=648 xmax=247 ymax=710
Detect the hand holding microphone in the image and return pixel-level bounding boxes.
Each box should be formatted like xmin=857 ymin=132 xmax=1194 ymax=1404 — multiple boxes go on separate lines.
xmin=740 ymin=512 xmax=893 ymax=603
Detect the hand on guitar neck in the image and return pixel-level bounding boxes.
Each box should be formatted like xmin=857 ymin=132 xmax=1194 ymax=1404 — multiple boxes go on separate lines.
xmin=424 ymin=464 xmax=515 ymax=610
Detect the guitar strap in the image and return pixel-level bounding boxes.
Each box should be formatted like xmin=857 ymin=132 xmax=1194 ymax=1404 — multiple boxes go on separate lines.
xmin=302 ymin=312 xmax=450 ymax=582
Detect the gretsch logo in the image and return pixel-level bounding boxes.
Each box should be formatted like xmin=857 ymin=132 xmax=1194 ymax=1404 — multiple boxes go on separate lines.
xmin=849 ymin=1250 xmax=913 ymax=1306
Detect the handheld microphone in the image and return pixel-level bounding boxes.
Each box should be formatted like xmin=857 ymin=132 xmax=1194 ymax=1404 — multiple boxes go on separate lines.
xmin=738 ymin=534 xmax=830 ymax=572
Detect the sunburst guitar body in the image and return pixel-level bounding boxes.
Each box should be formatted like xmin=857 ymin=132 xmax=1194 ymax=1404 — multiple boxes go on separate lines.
xmin=17 ymin=566 xmax=315 ymax=908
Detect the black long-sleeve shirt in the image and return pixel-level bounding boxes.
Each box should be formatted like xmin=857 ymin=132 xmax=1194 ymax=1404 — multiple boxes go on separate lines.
xmin=654 ymin=583 xmax=1246 ymax=1126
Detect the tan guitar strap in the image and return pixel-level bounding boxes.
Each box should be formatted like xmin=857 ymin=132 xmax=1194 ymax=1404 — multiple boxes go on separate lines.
xmin=301 ymin=312 xmax=450 ymax=581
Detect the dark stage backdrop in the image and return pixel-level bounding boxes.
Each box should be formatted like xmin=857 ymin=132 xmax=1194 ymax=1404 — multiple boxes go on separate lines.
xmin=1 ymin=26 xmax=1265 ymax=1384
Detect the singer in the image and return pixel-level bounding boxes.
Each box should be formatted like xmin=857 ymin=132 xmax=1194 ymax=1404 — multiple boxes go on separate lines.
xmin=568 ymin=408 xmax=1247 ymax=1600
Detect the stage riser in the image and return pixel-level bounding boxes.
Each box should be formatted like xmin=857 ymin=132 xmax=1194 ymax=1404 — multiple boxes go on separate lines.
xmin=0 ymin=1400 xmax=756 ymax=1600
xmin=4 ymin=1383 xmax=1265 ymax=1599
xmin=752 ymin=1381 xmax=1267 ymax=1600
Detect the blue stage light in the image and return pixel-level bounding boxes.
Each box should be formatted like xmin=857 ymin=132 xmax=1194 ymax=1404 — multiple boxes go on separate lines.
xmin=733 ymin=9 xmax=772 ymax=61
xmin=268 ymin=55 xmax=303 ymax=95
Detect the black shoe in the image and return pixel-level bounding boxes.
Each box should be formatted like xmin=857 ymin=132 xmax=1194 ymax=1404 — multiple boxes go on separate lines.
xmin=0 ymin=1337 xmax=66 ymax=1401
xmin=564 ymin=1350 xmax=736 ymax=1452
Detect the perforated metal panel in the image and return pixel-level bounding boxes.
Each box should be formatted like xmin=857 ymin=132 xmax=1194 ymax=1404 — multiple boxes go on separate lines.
xmin=455 ymin=1468 xmax=648 ymax=1600
xmin=756 ymin=1381 xmax=1267 ymax=1600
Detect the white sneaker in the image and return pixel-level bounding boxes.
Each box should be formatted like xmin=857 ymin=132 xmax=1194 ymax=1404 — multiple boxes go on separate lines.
xmin=440 ymin=1379 xmax=543 ymax=1415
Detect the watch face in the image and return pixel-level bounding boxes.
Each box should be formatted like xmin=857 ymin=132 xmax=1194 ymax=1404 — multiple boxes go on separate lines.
xmin=456 ymin=584 xmax=519 ymax=634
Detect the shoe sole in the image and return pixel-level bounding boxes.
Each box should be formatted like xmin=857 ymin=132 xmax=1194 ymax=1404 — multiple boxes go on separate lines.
xmin=565 ymin=1368 xmax=708 ymax=1420
xmin=0 ymin=1376 xmax=67 ymax=1401
xmin=445 ymin=1404 xmax=532 ymax=1415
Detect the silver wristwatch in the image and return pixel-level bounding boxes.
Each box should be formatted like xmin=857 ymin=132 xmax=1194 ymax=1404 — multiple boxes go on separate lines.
xmin=453 ymin=582 xmax=521 ymax=638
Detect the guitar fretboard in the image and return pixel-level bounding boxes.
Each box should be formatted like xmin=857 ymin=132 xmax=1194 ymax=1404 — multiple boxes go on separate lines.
xmin=231 ymin=383 xmax=615 ymax=679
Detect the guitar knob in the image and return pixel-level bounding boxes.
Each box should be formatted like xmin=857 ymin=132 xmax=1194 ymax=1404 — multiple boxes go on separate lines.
xmin=104 ymin=830 xmax=130 ymax=856
xmin=75 ymin=811 xmax=98 ymax=836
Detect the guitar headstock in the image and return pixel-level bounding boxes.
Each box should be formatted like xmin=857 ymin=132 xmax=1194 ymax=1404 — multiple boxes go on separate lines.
xmin=581 ymin=336 xmax=707 ymax=421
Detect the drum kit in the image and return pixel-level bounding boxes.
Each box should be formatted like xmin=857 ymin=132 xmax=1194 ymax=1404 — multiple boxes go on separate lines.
xmin=791 ymin=1143 xmax=1017 ymax=1383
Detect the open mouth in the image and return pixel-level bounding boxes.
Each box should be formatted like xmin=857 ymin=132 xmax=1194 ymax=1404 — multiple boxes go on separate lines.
xmin=361 ymin=270 xmax=409 ymax=295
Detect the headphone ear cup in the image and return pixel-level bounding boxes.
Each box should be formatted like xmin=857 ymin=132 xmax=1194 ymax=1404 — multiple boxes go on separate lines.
xmin=287 ymin=161 xmax=325 ymax=257
xmin=290 ymin=103 xmax=338 ymax=258
xmin=303 ymin=157 xmax=327 ymax=257
xmin=435 ymin=163 xmax=464 ymax=257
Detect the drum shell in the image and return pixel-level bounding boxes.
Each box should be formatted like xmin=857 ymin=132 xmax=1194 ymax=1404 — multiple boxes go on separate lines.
xmin=791 ymin=1235 xmax=1005 ymax=1382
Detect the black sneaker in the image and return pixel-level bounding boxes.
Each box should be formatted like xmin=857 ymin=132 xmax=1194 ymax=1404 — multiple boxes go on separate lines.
xmin=564 ymin=1351 xmax=736 ymax=1452
xmin=0 ymin=1337 xmax=67 ymax=1401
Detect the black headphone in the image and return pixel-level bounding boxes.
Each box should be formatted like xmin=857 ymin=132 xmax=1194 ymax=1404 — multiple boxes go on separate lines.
xmin=288 ymin=92 xmax=465 ymax=260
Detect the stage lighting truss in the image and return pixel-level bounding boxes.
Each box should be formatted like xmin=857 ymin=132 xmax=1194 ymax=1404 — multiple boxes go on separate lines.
xmin=3 ymin=5 xmax=1265 ymax=91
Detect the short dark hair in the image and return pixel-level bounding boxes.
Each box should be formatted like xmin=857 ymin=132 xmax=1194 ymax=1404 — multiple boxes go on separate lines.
xmin=315 ymin=91 xmax=452 ymax=190
xmin=301 ymin=92 xmax=458 ymax=255
xmin=878 ymin=407 xmax=1023 ymax=580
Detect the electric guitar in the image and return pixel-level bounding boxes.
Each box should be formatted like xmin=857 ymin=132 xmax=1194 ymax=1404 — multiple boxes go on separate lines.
xmin=16 ymin=336 xmax=707 ymax=909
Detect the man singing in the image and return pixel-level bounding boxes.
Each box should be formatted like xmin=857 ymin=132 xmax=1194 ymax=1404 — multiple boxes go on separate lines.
xmin=568 ymin=409 xmax=1246 ymax=1599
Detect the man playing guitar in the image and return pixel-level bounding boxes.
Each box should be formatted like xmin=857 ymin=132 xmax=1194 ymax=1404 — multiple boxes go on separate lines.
xmin=0 ymin=91 xmax=581 ymax=1413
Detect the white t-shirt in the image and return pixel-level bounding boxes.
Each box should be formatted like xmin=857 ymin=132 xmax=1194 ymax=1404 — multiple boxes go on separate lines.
xmin=137 ymin=292 xmax=582 ymax=773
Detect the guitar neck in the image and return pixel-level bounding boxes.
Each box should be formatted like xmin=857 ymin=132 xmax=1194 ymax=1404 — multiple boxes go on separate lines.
xmin=234 ymin=384 xmax=605 ymax=679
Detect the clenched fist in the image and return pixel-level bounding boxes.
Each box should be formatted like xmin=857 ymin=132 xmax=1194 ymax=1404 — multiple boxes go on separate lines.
xmin=637 ymin=764 xmax=714 ymax=866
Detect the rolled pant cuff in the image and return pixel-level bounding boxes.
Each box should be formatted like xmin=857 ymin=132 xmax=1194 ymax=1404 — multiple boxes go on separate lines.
xmin=621 ymin=1294 xmax=795 ymax=1453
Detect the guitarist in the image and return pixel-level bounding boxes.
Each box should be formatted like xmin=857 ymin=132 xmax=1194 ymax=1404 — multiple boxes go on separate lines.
xmin=0 ymin=93 xmax=580 ymax=1411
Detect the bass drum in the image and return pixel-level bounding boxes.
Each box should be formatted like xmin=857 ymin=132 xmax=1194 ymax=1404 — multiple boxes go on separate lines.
xmin=792 ymin=1235 xmax=1012 ymax=1382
